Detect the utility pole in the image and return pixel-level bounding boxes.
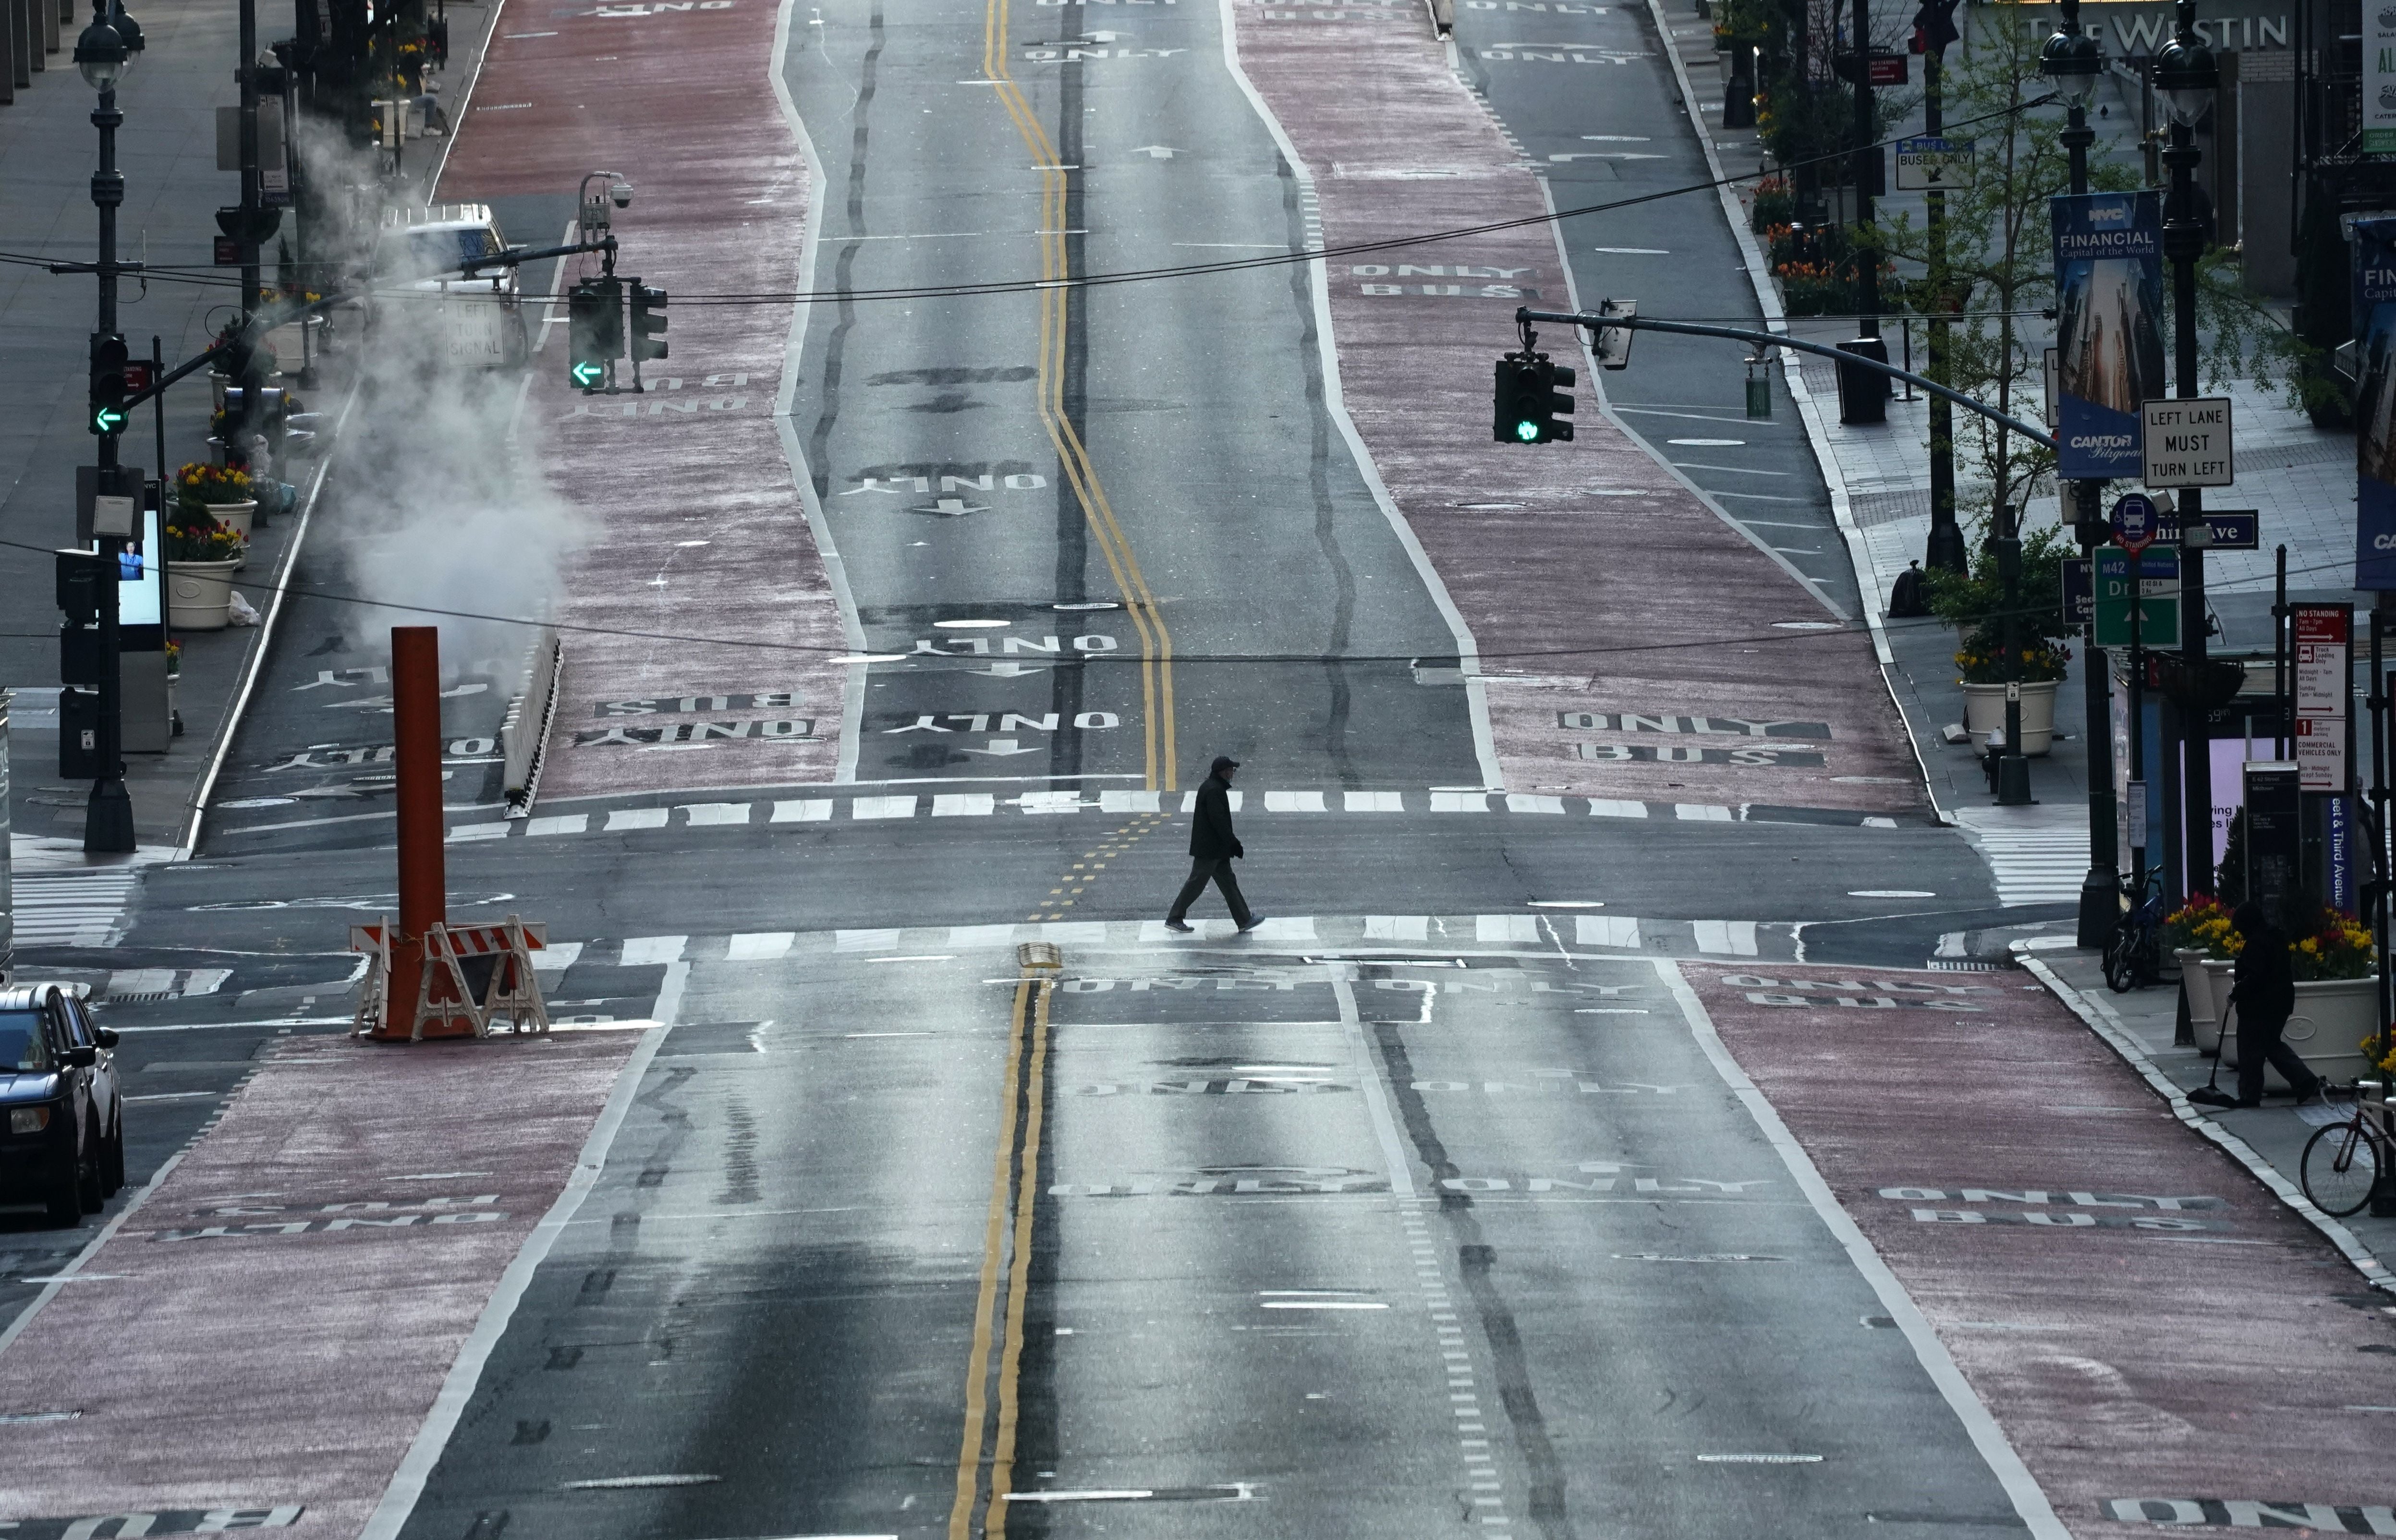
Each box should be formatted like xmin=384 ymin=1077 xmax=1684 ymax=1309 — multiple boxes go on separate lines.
xmin=2043 ymin=3 xmax=2112 ymax=936
xmin=1851 ymin=0 xmax=1881 ymax=343
xmin=70 ymin=4 xmax=140 ymax=853
xmin=2157 ymin=4 xmax=2218 ymax=897
xmin=1922 ymin=0 xmax=1965 ymax=572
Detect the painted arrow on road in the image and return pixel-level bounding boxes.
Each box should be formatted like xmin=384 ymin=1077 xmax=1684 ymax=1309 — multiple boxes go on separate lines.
xmin=962 ymin=738 xmax=1042 ymax=757
xmin=911 ymin=498 xmax=987 ymax=517
xmin=1132 ymin=145 xmax=1179 ymax=158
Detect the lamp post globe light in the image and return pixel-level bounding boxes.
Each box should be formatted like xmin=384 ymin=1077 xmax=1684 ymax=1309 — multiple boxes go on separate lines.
xmin=72 ymin=14 xmax=125 ymax=90
xmin=2159 ymin=0 xmax=2216 ymax=904
xmin=2043 ymin=0 xmax=2118 ymax=937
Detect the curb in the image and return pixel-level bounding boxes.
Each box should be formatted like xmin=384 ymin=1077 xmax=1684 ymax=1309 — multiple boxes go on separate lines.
xmin=2016 ymin=950 xmax=2396 ymax=1296
xmin=1640 ymin=0 xmax=1951 ymax=826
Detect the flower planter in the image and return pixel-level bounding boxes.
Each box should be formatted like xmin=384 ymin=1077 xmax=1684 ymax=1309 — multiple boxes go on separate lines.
xmin=168 ymin=558 xmax=242 ymax=632
xmin=2177 ymin=950 xmax=2222 ymax=1052
xmin=2219 ymin=975 xmax=2383 ymax=1088
xmin=198 ymin=500 xmax=256 ymax=568
xmin=2200 ymin=958 xmax=2235 ymax=1053
xmin=1959 ymin=680 xmax=2058 ymax=756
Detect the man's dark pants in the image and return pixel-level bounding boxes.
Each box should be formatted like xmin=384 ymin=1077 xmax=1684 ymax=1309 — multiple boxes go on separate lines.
xmin=1168 ymin=858 xmax=1252 ymax=927
xmin=2236 ymin=1006 xmax=2321 ymax=1103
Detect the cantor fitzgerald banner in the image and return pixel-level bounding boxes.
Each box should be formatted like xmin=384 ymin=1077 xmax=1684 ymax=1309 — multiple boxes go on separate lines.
xmin=2049 ymin=191 xmax=2165 ymax=481
xmin=2354 ymin=218 xmax=2396 ymax=589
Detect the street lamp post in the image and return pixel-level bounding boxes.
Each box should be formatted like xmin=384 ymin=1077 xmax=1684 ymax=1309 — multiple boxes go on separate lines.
xmin=1923 ymin=2 xmax=1966 ymax=573
xmin=72 ymin=3 xmax=139 ymax=854
xmin=2156 ymin=3 xmax=2218 ymax=899
xmin=2042 ymin=6 xmax=2115 ymax=939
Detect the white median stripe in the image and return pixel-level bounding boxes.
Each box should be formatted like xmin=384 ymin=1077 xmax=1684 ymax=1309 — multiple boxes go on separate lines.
xmin=619 ymin=935 xmax=687 ymax=966
xmin=447 ymin=822 xmax=511 ymax=842
xmin=772 ymin=798 xmax=834 ymax=822
xmin=1265 ymin=790 xmax=1326 ymax=812
xmin=1576 ymin=916 xmax=1640 ymax=948
xmin=682 ymin=802 xmax=751 ymax=826
xmin=727 ymin=932 xmax=794 ymax=961
xmin=1476 ymin=915 xmax=1541 ymax=944
xmin=1692 ymin=921 xmax=1758 ymax=957
xmin=526 ymin=814 xmax=588 ymax=837
xmin=1675 ymin=804 xmax=1734 ymax=822
xmin=1345 ymin=790 xmax=1404 ymax=811
xmin=561 ymin=1473 xmax=722 ymax=1490
xmin=530 ymin=942 xmax=583 ymax=971
xmin=933 ymin=794 xmax=996 ymax=816
xmin=606 ymin=807 xmax=669 ymax=831
xmin=851 ymin=795 xmax=919 ymax=819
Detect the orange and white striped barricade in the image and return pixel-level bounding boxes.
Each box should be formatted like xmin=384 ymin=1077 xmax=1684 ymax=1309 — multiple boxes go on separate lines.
xmin=450 ymin=915 xmax=551 ymax=1036
xmin=348 ymin=915 xmax=550 ymax=1041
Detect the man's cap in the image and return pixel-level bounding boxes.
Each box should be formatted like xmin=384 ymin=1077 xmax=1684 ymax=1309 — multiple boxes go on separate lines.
xmin=1211 ymin=754 xmax=1241 ymax=773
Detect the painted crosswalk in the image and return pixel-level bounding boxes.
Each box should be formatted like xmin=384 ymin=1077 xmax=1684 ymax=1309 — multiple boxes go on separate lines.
xmin=524 ymin=912 xmax=1801 ymax=970
xmin=440 ymin=788 xmax=1907 ymax=844
xmin=8 ymin=871 xmax=144 ymax=949
xmin=1952 ymin=807 xmax=2092 ymax=907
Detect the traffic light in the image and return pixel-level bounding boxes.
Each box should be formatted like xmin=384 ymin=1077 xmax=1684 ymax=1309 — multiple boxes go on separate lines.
xmin=567 ymin=276 xmax=622 ymax=390
xmin=56 ymin=548 xmax=109 ymax=692
xmin=90 ymin=333 xmax=129 ymax=436
xmin=629 ymin=282 xmax=668 ymax=362
xmin=1492 ymin=350 xmax=1574 ymax=444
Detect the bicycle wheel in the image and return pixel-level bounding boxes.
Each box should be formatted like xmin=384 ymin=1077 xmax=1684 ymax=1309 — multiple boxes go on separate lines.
xmin=2300 ymin=1120 xmax=2381 ymax=1219
xmin=2104 ymin=927 xmax=2137 ymax=993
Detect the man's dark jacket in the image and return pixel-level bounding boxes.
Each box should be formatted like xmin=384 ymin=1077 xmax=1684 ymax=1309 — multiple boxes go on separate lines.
xmin=1190 ymin=774 xmax=1244 ymax=860
xmin=2231 ymin=923 xmax=2296 ymax=1022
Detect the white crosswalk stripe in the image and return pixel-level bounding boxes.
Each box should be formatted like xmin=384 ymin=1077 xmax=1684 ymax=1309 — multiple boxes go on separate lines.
xmin=1953 ymin=808 xmax=2092 ymax=906
xmin=9 ymin=872 xmax=143 ymax=948
xmin=567 ymin=913 xmax=1808 ymax=968
xmin=439 ymin=789 xmax=1915 ymax=844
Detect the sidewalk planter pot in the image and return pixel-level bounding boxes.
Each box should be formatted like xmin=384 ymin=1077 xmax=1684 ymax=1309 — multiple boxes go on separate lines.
xmin=168 ymin=558 xmax=242 ymax=632
xmin=2218 ymin=976 xmax=2381 ymax=1088
xmin=2201 ymin=958 xmax=2235 ymax=1052
xmin=208 ymin=499 xmax=257 ymax=567
xmin=1959 ymin=681 xmax=2057 ymax=756
xmin=2176 ymin=949 xmax=2221 ymax=1052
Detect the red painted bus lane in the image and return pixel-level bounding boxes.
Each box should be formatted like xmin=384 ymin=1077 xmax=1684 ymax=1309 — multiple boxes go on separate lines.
xmin=1683 ymin=963 xmax=2396 ymax=1535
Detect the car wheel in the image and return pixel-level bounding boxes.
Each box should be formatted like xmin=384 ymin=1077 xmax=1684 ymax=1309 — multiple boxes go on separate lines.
xmin=77 ymin=1127 xmax=104 ymax=1213
xmin=45 ymin=1150 xmax=84 ymax=1227
xmin=104 ymin=1112 xmax=126 ymax=1196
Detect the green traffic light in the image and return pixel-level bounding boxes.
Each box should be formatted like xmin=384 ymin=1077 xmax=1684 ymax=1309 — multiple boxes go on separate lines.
xmin=570 ymin=361 xmax=604 ymax=388
xmin=93 ymin=406 xmax=126 ymax=434
xmin=1513 ymin=418 xmax=1539 ymax=443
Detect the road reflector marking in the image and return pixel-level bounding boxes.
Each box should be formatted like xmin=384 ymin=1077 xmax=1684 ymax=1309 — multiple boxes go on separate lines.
xmin=561 ymin=1473 xmax=722 ymax=1489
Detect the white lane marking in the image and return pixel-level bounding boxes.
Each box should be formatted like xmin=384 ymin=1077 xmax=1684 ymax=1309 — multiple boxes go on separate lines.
xmin=1850 ymin=889 xmax=1934 ymax=898
xmin=1260 ymin=1299 xmax=1388 ymax=1310
xmin=933 ymin=794 xmax=997 ymax=816
xmin=1365 ymin=916 xmax=1430 ymax=941
xmin=727 ymin=932 xmax=795 ymax=961
xmin=1345 ymin=790 xmax=1404 ymax=812
xmin=1591 ymin=245 xmax=1670 ymax=253
xmin=606 ymin=808 xmax=669 ymax=832
xmin=772 ymin=799 xmax=834 ymax=822
xmin=1476 ymin=915 xmax=1540 ymax=944
xmin=1330 ymin=970 xmax=1418 ymax=1200
xmin=357 ymin=1018 xmax=675 ymax=1540
xmin=1100 ymin=789 xmax=1162 ymax=812
xmin=1251 ymin=917 xmax=1318 ymax=940
xmin=1265 ymin=790 xmax=1326 ymax=812
xmin=835 ymin=929 xmax=902 ymax=952
xmin=1666 ymin=437 xmax=1746 ymax=446
xmin=1504 ymin=794 xmax=1565 ymax=814
xmin=1179 ymin=790 xmax=1245 ymax=812
xmin=527 ymin=814 xmax=589 ymax=837
xmin=1696 ymin=1454 xmax=1823 ymax=1464
xmin=563 ymin=1474 xmax=722 ymax=1490
xmin=1430 ymin=792 xmax=1490 ymax=812
xmin=865 ymin=954 xmax=956 ymax=964
xmin=620 ymin=935 xmax=688 ymax=966
xmin=1676 ymin=804 xmax=1734 ymax=822
xmin=448 ymin=823 xmax=511 ymax=843
xmin=531 ymin=942 xmax=584 ymax=972
xmin=1588 ymin=800 xmax=1648 ymax=818
xmin=1691 ymin=921 xmax=1758 ymax=957
xmin=1576 ymin=916 xmax=1641 ymax=948
xmin=1654 ymin=962 xmax=2069 ymax=1539
xmin=683 ymin=803 xmax=751 ymax=827
xmin=851 ymin=796 xmax=920 ymax=819
xmin=109 ymin=969 xmax=178 ymax=997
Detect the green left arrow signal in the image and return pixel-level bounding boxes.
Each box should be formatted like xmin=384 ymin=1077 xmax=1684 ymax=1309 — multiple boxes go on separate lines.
xmin=571 ymin=360 xmax=605 ymax=388
xmin=93 ymin=405 xmax=127 ymax=434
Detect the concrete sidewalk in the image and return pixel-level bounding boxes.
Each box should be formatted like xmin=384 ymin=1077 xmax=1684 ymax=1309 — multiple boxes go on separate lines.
xmin=1 ymin=0 xmax=497 ymax=870
xmin=2018 ymin=939 xmax=2394 ymax=1282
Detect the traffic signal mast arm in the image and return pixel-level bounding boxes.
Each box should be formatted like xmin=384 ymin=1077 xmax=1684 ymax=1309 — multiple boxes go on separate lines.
xmin=1515 ymin=305 xmax=2056 ymax=451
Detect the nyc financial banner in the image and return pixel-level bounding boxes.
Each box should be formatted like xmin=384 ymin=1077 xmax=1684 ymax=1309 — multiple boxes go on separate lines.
xmin=2049 ymin=191 xmax=2165 ymax=481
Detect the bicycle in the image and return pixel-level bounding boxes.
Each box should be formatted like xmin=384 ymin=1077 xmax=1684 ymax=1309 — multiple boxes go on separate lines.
xmin=2300 ymin=1086 xmax=2389 ymax=1219
xmin=2103 ymin=872 xmax=2167 ymax=994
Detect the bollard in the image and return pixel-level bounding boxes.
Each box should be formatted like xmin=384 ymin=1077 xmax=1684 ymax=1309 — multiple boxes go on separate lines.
xmin=381 ymin=625 xmax=461 ymax=1038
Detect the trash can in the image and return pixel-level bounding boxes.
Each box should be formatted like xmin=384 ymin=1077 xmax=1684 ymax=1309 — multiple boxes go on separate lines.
xmin=1836 ymin=335 xmax=1890 ymax=425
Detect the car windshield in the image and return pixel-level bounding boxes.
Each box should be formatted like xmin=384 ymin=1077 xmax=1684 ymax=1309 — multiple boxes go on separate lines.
xmin=0 ymin=1011 xmax=55 ymax=1074
xmin=380 ymin=226 xmax=505 ymax=281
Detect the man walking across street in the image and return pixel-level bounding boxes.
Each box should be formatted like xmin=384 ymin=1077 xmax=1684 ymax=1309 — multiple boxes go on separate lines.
xmin=1166 ymin=755 xmax=1265 ymax=934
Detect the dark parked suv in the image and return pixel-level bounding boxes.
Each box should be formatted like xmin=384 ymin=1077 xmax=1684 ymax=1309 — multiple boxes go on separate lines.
xmin=0 ymin=985 xmax=125 ymax=1225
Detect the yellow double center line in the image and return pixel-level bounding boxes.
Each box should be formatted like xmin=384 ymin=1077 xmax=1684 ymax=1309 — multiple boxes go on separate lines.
xmin=949 ymin=966 xmax=1054 ymax=1539
xmin=981 ymin=0 xmax=1177 ymax=792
